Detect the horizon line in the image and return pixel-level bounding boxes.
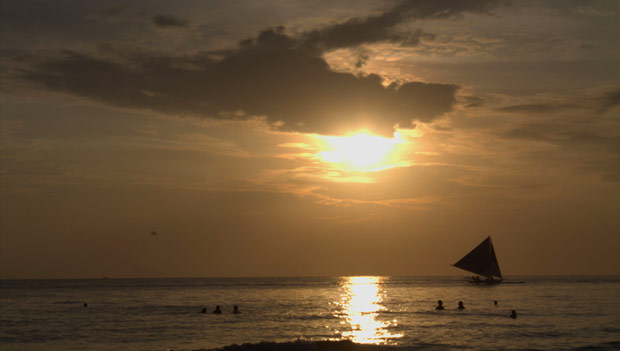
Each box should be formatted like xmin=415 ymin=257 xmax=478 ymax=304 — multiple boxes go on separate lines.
xmin=2 ymin=274 xmax=620 ymax=281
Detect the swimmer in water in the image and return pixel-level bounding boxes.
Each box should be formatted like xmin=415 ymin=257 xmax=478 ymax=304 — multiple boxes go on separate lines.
xmin=494 ymin=300 xmax=498 ymax=306
xmin=83 ymin=303 xmax=88 ymax=307
xmin=232 ymin=305 xmax=240 ymax=314
xmin=201 ymin=308 xmax=207 ymax=313
xmin=457 ymin=301 xmax=465 ymax=310
xmin=213 ymin=305 xmax=222 ymax=314
xmin=510 ymin=310 xmax=517 ymax=319
xmin=435 ymin=300 xmax=445 ymax=310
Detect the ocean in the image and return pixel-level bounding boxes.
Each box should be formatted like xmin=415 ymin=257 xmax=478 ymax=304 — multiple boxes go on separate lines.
xmin=1 ymin=276 xmax=619 ymax=351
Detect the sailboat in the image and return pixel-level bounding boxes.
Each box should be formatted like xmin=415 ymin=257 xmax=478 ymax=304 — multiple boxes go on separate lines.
xmin=452 ymin=236 xmax=503 ymax=284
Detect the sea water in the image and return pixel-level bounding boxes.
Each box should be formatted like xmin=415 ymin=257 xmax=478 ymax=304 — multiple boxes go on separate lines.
xmin=1 ymin=276 xmax=619 ymax=351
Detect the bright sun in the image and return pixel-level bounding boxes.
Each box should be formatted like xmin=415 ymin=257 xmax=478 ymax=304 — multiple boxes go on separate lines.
xmin=316 ymin=131 xmax=406 ymax=172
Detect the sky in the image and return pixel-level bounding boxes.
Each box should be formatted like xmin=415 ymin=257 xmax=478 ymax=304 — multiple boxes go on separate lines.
xmin=1 ymin=0 xmax=619 ymax=279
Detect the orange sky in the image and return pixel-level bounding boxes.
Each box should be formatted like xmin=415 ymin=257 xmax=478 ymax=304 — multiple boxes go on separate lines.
xmin=1 ymin=0 xmax=619 ymax=278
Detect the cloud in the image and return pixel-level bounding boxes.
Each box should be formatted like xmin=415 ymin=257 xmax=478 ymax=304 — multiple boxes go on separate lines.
xmin=499 ymin=116 xmax=620 ymax=185
xmin=15 ymin=0 xmax=505 ymax=136
xmin=596 ymin=89 xmax=620 ymax=113
xmin=355 ymin=52 xmax=369 ymax=69
xmin=152 ymin=14 xmax=189 ymax=28
xmin=502 ymin=118 xmax=620 ymax=151
xmin=602 ymin=172 xmax=620 ymax=183
xmin=491 ymin=88 xmax=620 ymax=184
xmin=84 ymin=6 xmax=148 ymax=25
xmin=496 ymin=103 xmax=578 ymax=113
xmin=90 ymin=7 xmax=130 ymax=21
xmin=301 ymin=0 xmax=501 ymax=50
xmin=501 ymin=122 xmax=557 ymax=140
xmin=463 ymin=96 xmax=484 ymax=108
xmin=496 ymin=89 xmax=620 ymax=114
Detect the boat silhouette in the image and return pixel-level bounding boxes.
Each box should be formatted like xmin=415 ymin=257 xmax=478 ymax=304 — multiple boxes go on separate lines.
xmin=452 ymin=236 xmax=503 ymax=284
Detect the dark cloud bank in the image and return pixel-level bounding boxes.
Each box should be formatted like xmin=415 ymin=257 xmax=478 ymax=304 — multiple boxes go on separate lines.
xmin=153 ymin=14 xmax=189 ymax=28
xmin=18 ymin=0 xmax=500 ymax=136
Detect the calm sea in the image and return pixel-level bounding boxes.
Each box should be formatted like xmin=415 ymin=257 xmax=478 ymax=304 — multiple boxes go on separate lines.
xmin=1 ymin=276 xmax=619 ymax=351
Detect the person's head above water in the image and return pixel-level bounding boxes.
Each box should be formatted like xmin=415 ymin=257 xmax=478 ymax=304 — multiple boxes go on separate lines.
xmin=233 ymin=305 xmax=240 ymax=313
xmin=458 ymin=301 xmax=465 ymax=309
xmin=510 ymin=310 xmax=517 ymax=319
xmin=437 ymin=300 xmax=443 ymax=305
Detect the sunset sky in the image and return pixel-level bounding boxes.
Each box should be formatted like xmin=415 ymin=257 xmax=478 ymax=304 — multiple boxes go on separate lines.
xmin=1 ymin=0 xmax=619 ymax=278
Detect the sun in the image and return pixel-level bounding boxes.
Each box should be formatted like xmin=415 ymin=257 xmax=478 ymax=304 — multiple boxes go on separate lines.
xmin=316 ymin=131 xmax=406 ymax=172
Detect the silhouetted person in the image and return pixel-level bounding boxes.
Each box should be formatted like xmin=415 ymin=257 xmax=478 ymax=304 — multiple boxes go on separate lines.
xmin=232 ymin=305 xmax=240 ymax=314
xmin=494 ymin=300 xmax=498 ymax=306
xmin=510 ymin=310 xmax=517 ymax=319
xmin=457 ymin=301 xmax=465 ymax=310
xmin=213 ymin=305 xmax=222 ymax=314
xmin=201 ymin=308 xmax=207 ymax=313
xmin=435 ymin=300 xmax=444 ymax=310
xmin=83 ymin=303 xmax=88 ymax=307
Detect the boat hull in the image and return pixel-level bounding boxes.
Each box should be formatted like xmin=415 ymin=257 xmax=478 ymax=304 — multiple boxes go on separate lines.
xmin=467 ymin=278 xmax=502 ymax=285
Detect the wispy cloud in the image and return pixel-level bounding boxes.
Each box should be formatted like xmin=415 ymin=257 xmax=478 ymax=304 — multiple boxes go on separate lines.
xmin=301 ymin=0 xmax=501 ymax=50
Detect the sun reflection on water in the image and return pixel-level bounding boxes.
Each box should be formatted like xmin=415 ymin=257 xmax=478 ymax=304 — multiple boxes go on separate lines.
xmin=336 ymin=276 xmax=402 ymax=344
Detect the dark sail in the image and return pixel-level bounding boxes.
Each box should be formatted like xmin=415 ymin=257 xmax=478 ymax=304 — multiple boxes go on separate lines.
xmin=453 ymin=236 xmax=502 ymax=279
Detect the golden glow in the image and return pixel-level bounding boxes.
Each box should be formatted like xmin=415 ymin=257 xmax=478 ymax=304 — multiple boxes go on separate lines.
xmin=316 ymin=131 xmax=408 ymax=172
xmin=336 ymin=276 xmax=402 ymax=344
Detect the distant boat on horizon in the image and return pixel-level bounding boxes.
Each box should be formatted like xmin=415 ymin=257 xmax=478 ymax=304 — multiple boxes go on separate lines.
xmin=452 ymin=236 xmax=503 ymax=285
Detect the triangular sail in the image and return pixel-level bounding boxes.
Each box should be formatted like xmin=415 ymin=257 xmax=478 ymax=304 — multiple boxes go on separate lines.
xmin=453 ymin=236 xmax=502 ymax=279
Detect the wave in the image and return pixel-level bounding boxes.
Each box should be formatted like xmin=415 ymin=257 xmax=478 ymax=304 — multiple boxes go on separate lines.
xmin=207 ymin=340 xmax=389 ymax=351
xmin=574 ymin=341 xmax=620 ymax=350
xmin=202 ymin=339 xmax=620 ymax=351
xmin=202 ymin=340 xmax=459 ymax=351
